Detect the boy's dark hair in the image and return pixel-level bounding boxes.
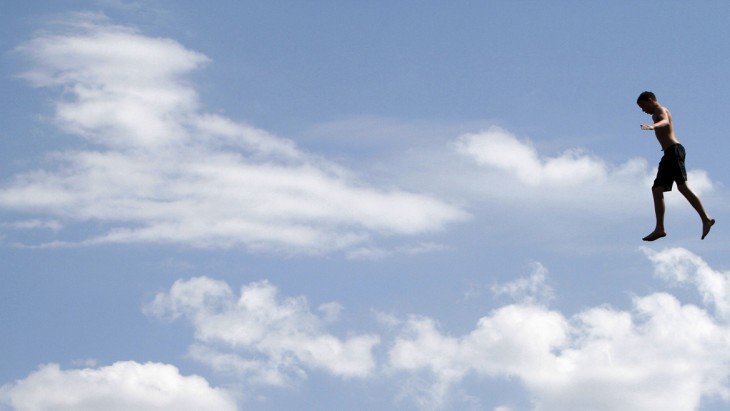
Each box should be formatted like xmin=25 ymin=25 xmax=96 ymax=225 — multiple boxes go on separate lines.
xmin=637 ymin=91 xmax=656 ymax=103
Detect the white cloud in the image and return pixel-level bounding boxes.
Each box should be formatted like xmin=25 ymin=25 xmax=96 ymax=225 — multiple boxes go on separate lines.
xmin=388 ymin=305 xmax=569 ymax=410
xmin=454 ymin=126 xmax=637 ymax=187
xmin=435 ymin=126 xmax=715 ymax=215
xmin=644 ymin=247 xmax=730 ymax=322
xmin=346 ymin=242 xmax=449 ymax=260
xmin=137 ymin=249 xmax=730 ymax=410
xmin=491 ymin=262 xmax=554 ymax=305
xmin=387 ymin=248 xmax=730 ymax=411
xmin=17 ymin=12 xmax=208 ymax=150
xmin=0 ymin=13 xmax=467 ymax=253
xmin=0 ymin=219 xmax=62 ymax=231
xmin=318 ymin=301 xmax=344 ymax=322
xmin=0 ymin=361 xmax=236 ymax=411
xmin=145 ymin=277 xmax=380 ymax=386
xmin=299 ymin=115 xmax=495 ymax=158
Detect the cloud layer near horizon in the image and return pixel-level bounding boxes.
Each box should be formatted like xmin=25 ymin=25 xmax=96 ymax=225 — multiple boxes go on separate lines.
xmin=2 ymin=247 xmax=729 ymax=410
xmin=135 ymin=247 xmax=730 ymax=411
xmin=0 ymin=13 xmax=466 ymax=253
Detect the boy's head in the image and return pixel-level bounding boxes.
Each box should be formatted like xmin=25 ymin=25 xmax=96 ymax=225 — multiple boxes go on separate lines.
xmin=637 ymin=91 xmax=658 ymax=114
xmin=637 ymin=91 xmax=656 ymax=104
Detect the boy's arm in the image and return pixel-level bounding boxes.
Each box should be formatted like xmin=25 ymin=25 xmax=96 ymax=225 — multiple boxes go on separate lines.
xmin=641 ymin=107 xmax=670 ymax=130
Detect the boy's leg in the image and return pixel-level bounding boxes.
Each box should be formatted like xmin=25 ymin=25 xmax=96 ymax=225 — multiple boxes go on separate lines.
xmin=643 ymin=186 xmax=667 ymax=241
xmin=677 ymin=183 xmax=715 ymax=239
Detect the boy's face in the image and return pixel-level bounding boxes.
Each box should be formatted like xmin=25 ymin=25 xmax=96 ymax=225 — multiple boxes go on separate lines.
xmin=638 ymin=99 xmax=657 ymax=114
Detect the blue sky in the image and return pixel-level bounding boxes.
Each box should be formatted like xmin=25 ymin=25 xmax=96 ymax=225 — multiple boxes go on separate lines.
xmin=2 ymin=1 xmax=730 ymax=410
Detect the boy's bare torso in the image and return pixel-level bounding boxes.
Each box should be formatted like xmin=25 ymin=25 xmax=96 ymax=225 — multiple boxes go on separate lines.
xmin=651 ymin=106 xmax=680 ymax=150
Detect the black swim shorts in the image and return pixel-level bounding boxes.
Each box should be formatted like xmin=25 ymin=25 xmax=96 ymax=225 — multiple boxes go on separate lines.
xmin=652 ymin=143 xmax=687 ymax=192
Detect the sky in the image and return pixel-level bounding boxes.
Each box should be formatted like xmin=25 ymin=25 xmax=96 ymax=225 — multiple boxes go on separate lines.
xmin=1 ymin=1 xmax=730 ymax=410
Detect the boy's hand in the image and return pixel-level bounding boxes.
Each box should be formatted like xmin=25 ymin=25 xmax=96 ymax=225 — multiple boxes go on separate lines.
xmin=640 ymin=124 xmax=654 ymax=130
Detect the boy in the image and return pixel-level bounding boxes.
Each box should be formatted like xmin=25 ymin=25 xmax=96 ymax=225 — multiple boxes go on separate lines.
xmin=637 ymin=91 xmax=714 ymax=241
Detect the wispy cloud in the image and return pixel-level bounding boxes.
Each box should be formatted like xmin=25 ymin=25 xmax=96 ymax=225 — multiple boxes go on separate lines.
xmin=0 ymin=13 xmax=467 ymax=253
xmin=490 ymin=262 xmax=554 ymax=305
xmin=0 ymin=219 xmax=62 ymax=231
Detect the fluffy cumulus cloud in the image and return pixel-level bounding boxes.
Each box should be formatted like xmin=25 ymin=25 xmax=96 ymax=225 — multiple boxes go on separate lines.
xmin=448 ymin=126 xmax=714 ymax=213
xmin=455 ymin=127 xmax=612 ymax=187
xmin=0 ymin=361 xmax=236 ymax=411
xmin=145 ymin=277 xmax=380 ymax=386
xmin=0 ymin=12 xmax=466 ymax=253
xmin=386 ymin=248 xmax=730 ymax=411
xmin=141 ymin=250 xmax=730 ymax=411
xmin=644 ymin=247 xmax=730 ymax=323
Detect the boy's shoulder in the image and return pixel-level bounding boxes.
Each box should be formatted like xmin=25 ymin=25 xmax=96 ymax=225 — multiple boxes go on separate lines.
xmin=654 ymin=105 xmax=670 ymax=117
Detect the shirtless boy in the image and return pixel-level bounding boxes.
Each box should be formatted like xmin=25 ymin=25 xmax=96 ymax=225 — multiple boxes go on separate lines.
xmin=637 ymin=91 xmax=715 ymax=241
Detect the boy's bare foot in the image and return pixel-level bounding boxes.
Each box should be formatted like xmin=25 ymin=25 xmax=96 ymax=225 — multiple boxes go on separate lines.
xmin=701 ymin=219 xmax=715 ymax=240
xmin=642 ymin=230 xmax=666 ymax=241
